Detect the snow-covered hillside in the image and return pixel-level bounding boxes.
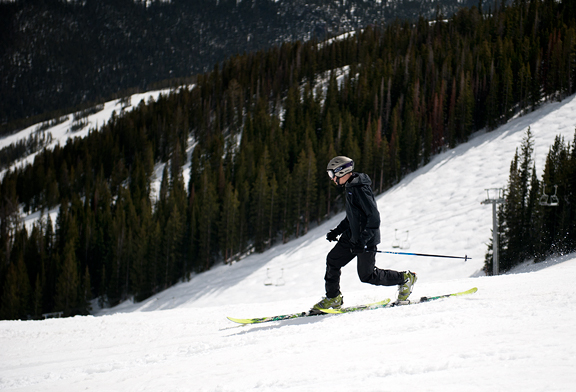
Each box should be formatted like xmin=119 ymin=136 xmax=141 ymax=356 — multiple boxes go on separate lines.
xmin=0 ymin=87 xmax=177 ymax=179
xmin=1 ymin=86 xmax=186 ymax=231
xmin=2 ymin=254 xmax=575 ymax=391
xmin=1 ymin=93 xmax=576 ymax=391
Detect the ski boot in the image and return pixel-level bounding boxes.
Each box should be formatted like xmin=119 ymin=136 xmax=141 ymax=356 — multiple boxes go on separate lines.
xmin=310 ymin=293 xmax=343 ymax=314
xmin=397 ymin=271 xmax=417 ymax=302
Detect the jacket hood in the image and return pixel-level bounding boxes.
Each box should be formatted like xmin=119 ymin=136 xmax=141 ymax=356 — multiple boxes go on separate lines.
xmin=346 ymin=172 xmax=372 ymax=187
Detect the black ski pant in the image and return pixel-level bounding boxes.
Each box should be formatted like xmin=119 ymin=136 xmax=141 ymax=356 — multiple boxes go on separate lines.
xmin=325 ymin=241 xmax=405 ymax=298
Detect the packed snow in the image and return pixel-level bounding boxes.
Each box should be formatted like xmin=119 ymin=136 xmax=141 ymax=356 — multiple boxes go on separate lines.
xmin=2 ymin=94 xmax=576 ymax=391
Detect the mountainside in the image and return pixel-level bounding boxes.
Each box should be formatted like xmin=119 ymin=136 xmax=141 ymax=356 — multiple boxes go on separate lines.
xmin=1 ymin=91 xmax=575 ymax=390
xmin=1 ymin=0 xmax=575 ymax=320
xmin=95 ymin=91 xmax=576 ymax=314
xmin=1 ymin=0 xmax=487 ymax=131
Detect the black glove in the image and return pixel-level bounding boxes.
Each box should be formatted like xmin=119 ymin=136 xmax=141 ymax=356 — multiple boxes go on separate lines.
xmin=326 ymin=229 xmax=340 ymax=242
xmin=350 ymin=242 xmax=366 ymax=254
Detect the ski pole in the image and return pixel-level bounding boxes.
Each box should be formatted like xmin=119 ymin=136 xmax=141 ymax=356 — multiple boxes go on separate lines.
xmin=371 ymin=249 xmax=471 ymax=262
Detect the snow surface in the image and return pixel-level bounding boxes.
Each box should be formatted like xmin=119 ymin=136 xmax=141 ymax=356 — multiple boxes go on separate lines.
xmin=2 ymin=94 xmax=576 ymax=391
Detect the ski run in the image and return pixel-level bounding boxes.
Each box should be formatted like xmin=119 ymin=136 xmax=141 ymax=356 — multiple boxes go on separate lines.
xmin=2 ymin=92 xmax=576 ymax=391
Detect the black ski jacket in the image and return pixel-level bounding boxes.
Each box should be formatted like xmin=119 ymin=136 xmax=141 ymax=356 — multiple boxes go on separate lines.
xmin=334 ymin=173 xmax=381 ymax=247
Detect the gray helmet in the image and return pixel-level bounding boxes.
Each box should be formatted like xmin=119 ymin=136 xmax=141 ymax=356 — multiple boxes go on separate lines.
xmin=327 ymin=156 xmax=354 ymax=179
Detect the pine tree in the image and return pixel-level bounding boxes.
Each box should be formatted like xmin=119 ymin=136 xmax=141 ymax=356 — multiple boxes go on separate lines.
xmin=163 ymin=203 xmax=184 ymax=288
xmin=402 ymin=85 xmax=419 ymax=171
xmin=251 ymin=149 xmax=272 ymax=251
xmin=376 ymin=120 xmax=392 ymax=193
xmin=493 ymin=128 xmax=537 ymax=272
xmin=302 ymin=140 xmax=317 ymax=235
xmin=518 ymin=129 xmax=537 ymax=246
xmin=197 ymin=170 xmax=219 ymax=271
xmin=268 ymin=174 xmax=279 ymax=246
xmin=54 ymin=240 xmax=79 ymax=317
xmin=0 ymin=263 xmax=20 ymax=319
xmin=456 ymin=71 xmax=474 ymax=142
xmin=33 ymin=273 xmax=43 ymax=319
xmin=363 ymin=116 xmax=375 ymax=179
xmin=0 ymin=257 xmax=32 ymax=320
xmin=0 ymin=177 xmax=20 ymax=268
xmin=486 ymin=63 xmax=500 ymax=130
xmin=539 ymin=134 xmax=570 ymax=255
xmin=325 ymin=143 xmax=338 ymax=213
xmin=220 ymin=182 xmax=240 ymax=262
xmin=502 ymin=59 xmax=514 ymax=120
xmin=168 ymin=154 xmax=187 ymax=280
xmin=79 ymin=265 xmax=92 ymax=315
xmin=389 ymin=104 xmax=402 ymax=182
xmin=341 ymin=111 xmax=361 ymax=167
xmin=292 ymin=149 xmax=308 ymax=238
xmin=565 ymin=130 xmax=576 ymax=251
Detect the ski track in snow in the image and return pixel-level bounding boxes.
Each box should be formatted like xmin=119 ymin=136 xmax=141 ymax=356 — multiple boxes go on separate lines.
xmin=1 ymin=93 xmax=576 ymax=391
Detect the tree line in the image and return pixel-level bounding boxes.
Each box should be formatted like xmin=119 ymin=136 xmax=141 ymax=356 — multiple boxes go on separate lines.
xmin=1 ymin=0 xmax=576 ymax=319
xmin=485 ymin=128 xmax=576 ymax=274
xmin=1 ymin=0 xmax=481 ymax=133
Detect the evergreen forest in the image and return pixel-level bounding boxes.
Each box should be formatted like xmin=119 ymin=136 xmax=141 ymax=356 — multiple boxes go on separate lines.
xmin=1 ymin=0 xmax=482 ymax=132
xmin=1 ymin=0 xmax=576 ymax=319
xmin=485 ymin=128 xmax=576 ymax=274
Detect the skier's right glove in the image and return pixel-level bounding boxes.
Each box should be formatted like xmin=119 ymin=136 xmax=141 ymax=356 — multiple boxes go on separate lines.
xmin=326 ymin=229 xmax=340 ymax=242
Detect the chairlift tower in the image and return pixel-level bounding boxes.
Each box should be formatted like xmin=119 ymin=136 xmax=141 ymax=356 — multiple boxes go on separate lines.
xmin=482 ymin=188 xmax=504 ymax=275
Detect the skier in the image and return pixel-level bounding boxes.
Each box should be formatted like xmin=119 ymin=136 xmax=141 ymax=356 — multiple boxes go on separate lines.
xmin=311 ymin=156 xmax=417 ymax=313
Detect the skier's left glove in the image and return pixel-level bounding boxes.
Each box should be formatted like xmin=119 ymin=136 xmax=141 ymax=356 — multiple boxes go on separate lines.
xmin=350 ymin=242 xmax=366 ymax=254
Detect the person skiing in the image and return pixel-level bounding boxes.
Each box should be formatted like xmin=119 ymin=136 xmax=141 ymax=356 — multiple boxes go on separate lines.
xmin=311 ymin=156 xmax=417 ymax=313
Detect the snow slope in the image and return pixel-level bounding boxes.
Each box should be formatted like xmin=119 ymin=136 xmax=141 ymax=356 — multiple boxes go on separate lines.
xmin=3 ymin=255 xmax=576 ymax=391
xmin=1 ymin=86 xmax=188 ymax=230
xmin=1 ymin=94 xmax=576 ymax=391
xmin=0 ymin=87 xmax=178 ymax=179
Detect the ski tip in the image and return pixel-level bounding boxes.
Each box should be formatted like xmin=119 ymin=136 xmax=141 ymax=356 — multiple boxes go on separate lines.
xmin=455 ymin=287 xmax=478 ymax=296
xmin=227 ymin=316 xmax=253 ymax=324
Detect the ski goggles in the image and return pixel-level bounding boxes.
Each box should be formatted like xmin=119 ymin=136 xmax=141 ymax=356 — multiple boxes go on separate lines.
xmin=327 ymin=161 xmax=353 ymax=179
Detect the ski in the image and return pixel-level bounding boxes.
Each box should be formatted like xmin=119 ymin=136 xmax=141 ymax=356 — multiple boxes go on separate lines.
xmin=410 ymin=286 xmax=478 ymax=304
xmin=227 ymin=289 xmax=476 ymax=324
xmin=320 ymin=287 xmax=478 ymax=313
xmin=226 ymin=298 xmax=391 ymax=324
xmin=227 ymin=311 xmax=321 ymax=325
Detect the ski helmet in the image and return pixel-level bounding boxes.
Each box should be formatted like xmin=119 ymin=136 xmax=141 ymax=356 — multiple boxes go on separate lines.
xmin=327 ymin=156 xmax=354 ymax=179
